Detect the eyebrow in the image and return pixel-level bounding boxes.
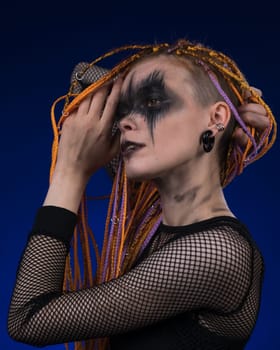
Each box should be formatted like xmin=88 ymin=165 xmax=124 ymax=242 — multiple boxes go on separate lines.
xmin=120 ymin=69 xmax=167 ymax=102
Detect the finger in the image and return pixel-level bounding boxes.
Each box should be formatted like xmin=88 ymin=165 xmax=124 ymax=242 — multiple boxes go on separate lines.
xmin=238 ymin=103 xmax=266 ymax=115
xmin=238 ymin=113 xmax=269 ymax=131
xmin=76 ymin=95 xmax=93 ymax=116
xmin=232 ymin=127 xmax=248 ymax=148
xmin=238 ymin=110 xmax=269 ymax=131
xmin=251 ymin=86 xmax=262 ymax=97
xmin=243 ymin=86 xmax=263 ymax=99
xmin=88 ymin=83 xmax=112 ymax=118
xmin=101 ymin=77 xmax=123 ymax=126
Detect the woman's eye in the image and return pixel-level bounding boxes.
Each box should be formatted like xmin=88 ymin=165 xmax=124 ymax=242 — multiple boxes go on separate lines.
xmin=146 ymin=98 xmax=161 ymax=108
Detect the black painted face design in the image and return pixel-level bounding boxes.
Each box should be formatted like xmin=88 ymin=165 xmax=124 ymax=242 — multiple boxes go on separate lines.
xmin=116 ymin=70 xmax=176 ymax=139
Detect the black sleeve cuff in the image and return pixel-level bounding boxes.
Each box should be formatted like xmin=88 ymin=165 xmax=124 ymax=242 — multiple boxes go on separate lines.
xmin=29 ymin=206 xmax=78 ymax=248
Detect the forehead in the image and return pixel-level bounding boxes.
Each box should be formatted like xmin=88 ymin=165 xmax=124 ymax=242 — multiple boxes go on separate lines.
xmin=122 ymin=55 xmax=192 ymax=91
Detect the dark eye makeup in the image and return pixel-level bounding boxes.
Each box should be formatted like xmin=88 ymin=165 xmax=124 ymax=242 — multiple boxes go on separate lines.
xmin=116 ymin=70 xmax=175 ymax=137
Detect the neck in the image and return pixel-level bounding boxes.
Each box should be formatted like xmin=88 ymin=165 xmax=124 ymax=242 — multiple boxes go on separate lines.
xmin=154 ymin=160 xmax=234 ymax=226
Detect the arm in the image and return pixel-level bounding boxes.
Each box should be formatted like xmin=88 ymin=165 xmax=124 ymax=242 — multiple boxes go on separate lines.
xmin=8 ymin=77 xmax=122 ymax=344
xmin=43 ymin=78 xmax=122 ymax=214
xmin=8 ymin=209 xmax=252 ymax=346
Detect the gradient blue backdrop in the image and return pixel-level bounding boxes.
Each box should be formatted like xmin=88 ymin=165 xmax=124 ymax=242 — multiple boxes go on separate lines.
xmin=1 ymin=1 xmax=279 ymax=349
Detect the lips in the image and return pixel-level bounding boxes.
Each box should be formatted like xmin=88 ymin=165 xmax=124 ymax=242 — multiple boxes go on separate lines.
xmin=121 ymin=140 xmax=145 ymax=156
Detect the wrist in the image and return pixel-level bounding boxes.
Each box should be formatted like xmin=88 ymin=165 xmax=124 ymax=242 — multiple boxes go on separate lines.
xmin=43 ymin=168 xmax=89 ymax=214
xmin=30 ymin=206 xmax=78 ymax=249
xmin=53 ymin=164 xmax=91 ymax=182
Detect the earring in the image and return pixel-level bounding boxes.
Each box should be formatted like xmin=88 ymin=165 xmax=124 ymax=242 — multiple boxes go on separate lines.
xmin=216 ymin=123 xmax=225 ymax=132
xmin=201 ymin=130 xmax=215 ymax=152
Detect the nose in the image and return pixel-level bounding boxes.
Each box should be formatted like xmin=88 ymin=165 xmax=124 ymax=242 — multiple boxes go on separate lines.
xmin=117 ymin=115 xmax=137 ymax=132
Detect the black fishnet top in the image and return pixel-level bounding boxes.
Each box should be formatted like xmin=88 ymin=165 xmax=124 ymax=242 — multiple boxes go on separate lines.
xmin=8 ymin=206 xmax=264 ymax=349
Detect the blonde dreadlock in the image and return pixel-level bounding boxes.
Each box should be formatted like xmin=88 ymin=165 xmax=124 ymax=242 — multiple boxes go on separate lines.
xmin=49 ymin=39 xmax=277 ymax=350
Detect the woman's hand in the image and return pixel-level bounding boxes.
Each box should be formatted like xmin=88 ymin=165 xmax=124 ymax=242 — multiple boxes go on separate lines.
xmin=43 ymin=78 xmax=122 ymax=213
xmin=56 ymin=78 xmax=122 ymax=179
xmin=234 ymin=87 xmax=269 ymax=147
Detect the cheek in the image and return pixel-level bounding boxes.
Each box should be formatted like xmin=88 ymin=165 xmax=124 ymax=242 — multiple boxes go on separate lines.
xmin=153 ymin=116 xmax=198 ymax=145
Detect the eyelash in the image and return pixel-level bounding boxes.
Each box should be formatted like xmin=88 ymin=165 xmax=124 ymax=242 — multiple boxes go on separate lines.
xmin=116 ymin=97 xmax=164 ymax=121
xmin=143 ymin=98 xmax=171 ymax=120
xmin=145 ymin=97 xmax=162 ymax=108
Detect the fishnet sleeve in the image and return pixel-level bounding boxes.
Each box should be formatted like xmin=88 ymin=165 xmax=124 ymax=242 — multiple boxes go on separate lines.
xmin=8 ymin=217 xmax=252 ymax=347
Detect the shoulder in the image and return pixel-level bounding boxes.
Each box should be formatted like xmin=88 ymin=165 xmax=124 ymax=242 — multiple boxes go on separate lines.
xmin=161 ymin=216 xmax=253 ymax=250
xmin=162 ymin=217 xmax=254 ymax=294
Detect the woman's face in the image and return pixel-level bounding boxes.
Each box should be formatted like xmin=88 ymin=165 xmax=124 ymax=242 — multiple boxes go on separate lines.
xmin=117 ymin=55 xmax=214 ymax=181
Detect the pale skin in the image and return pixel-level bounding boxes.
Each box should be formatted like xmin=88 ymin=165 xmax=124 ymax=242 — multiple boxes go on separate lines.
xmin=44 ymin=55 xmax=269 ymax=227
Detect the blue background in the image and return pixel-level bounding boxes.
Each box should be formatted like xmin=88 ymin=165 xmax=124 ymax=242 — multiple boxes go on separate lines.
xmin=1 ymin=0 xmax=279 ymax=349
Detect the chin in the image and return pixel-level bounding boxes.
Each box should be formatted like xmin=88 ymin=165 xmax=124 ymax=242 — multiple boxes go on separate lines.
xmin=126 ymin=172 xmax=150 ymax=182
xmin=125 ymin=166 xmax=158 ymax=182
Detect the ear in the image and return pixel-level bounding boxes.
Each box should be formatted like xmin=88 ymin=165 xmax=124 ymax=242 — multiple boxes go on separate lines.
xmin=207 ymin=101 xmax=231 ymax=136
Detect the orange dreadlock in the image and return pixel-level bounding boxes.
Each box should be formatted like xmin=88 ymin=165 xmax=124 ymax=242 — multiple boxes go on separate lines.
xmin=48 ymin=39 xmax=277 ymax=350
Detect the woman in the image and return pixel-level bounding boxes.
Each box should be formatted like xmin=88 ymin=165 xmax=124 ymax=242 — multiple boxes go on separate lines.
xmin=8 ymin=39 xmax=277 ymax=349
